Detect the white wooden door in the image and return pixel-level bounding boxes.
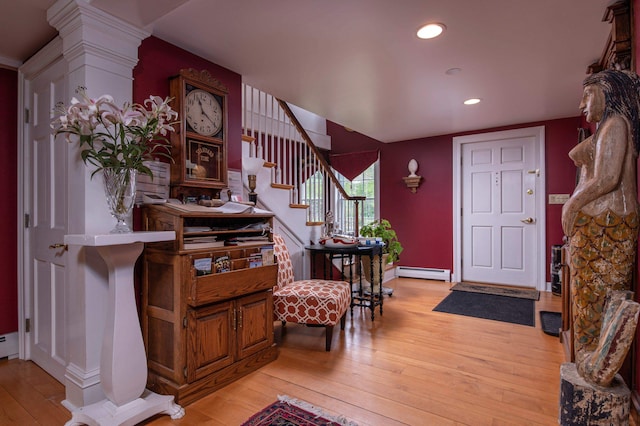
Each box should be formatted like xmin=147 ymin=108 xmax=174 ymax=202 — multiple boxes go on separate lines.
xmin=459 ymin=129 xmax=542 ymax=287
xmin=25 ymin=58 xmax=68 ymax=382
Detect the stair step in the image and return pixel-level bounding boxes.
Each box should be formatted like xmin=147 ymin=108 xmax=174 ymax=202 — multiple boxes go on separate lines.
xmin=263 ymin=161 xmax=276 ymax=168
xmin=271 ymin=183 xmax=294 ymax=190
xmin=306 ymin=221 xmax=323 ymax=226
xmin=242 ymin=134 xmax=255 ymax=143
xmin=290 ymin=204 xmax=310 ymax=209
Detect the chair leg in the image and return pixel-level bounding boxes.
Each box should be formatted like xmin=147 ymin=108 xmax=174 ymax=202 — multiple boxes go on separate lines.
xmin=325 ymin=325 xmax=334 ymax=351
xmin=340 ymin=313 xmax=346 ymax=330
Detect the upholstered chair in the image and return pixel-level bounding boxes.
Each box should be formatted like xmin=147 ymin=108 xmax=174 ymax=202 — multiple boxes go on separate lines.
xmin=272 ymin=234 xmax=351 ymax=351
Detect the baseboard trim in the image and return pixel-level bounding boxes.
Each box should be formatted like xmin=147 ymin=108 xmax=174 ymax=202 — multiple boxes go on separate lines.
xmin=0 ymin=332 xmax=18 ymax=359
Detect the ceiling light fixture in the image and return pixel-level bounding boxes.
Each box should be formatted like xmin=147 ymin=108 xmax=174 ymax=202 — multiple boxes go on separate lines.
xmin=417 ymin=23 xmax=445 ymax=39
xmin=464 ymin=98 xmax=481 ymax=105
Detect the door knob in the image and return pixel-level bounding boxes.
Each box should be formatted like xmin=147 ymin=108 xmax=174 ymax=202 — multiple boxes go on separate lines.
xmin=520 ymin=217 xmax=535 ymax=224
xmin=49 ymin=243 xmax=68 ymax=251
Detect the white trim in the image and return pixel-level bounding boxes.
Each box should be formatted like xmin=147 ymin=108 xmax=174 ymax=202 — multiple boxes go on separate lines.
xmin=0 ymin=55 xmax=22 ymax=69
xmin=452 ymin=126 xmax=546 ymax=290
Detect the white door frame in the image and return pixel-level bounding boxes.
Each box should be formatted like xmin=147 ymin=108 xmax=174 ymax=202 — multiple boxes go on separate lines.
xmin=452 ymin=126 xmax=546 ymax=290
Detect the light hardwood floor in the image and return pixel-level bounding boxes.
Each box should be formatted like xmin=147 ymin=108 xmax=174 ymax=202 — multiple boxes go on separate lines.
xmin=1 ymin=278 xmax=566 ymax=425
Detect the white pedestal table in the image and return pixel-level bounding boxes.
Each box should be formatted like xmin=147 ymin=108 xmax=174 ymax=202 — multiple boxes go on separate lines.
xmin=64 ymin=232 xmax=184 ymax=426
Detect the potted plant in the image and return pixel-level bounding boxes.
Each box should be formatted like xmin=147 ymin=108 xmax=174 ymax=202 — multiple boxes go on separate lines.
xmin=360 ymin=219 xmax=403 ymax=263
xmin=359 ymin=219 xmax=403 ymax=293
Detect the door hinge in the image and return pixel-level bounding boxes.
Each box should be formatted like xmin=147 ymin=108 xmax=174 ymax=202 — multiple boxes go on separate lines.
xmin=24 ymin=213 xmax=30 ymax=228
xmin=25 ymin=108 xmax=30 ymax=124
xmin=25 ymin=318 xmax=30 ymax=333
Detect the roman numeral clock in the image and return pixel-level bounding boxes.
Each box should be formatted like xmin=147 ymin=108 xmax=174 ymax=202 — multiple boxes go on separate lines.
xmin=169 ymin=69 xmax=228 ymax=198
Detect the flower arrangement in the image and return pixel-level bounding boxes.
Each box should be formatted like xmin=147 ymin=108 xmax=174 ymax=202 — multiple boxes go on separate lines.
xmin=51 ymin=87 xmax=178 ymax=178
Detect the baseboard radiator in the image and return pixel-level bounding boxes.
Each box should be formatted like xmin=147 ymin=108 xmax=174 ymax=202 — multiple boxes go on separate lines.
xmin=0 ymin=332 xmax=18 ymax=359
xmin=396 ymin=266 xmax=451 ymax=282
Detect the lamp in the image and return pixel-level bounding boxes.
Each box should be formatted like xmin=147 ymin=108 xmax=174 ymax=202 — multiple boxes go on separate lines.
xmin=402 ymin=158 xmax=422 ymax=193
xmin=243 ymin=156 xmax=264 ymax=204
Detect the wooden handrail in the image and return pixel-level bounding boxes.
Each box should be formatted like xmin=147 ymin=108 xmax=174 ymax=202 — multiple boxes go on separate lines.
xmin=277 ymin=99 xmax=363 ymax=204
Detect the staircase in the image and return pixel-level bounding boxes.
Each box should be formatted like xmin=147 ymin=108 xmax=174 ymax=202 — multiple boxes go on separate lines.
xmin=241 ymin=84 xmax=365 ymax=272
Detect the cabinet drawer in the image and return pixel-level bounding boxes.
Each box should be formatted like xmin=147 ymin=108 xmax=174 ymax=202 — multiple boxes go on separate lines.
xmin=188 ymin=264 xmax=277 ymax=306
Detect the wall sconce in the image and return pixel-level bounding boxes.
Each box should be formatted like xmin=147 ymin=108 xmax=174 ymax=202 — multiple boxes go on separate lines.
xmin=402 ymin=159 xmax=422 ymax=193
xmin=243 ymin=157 xmax=265 ymax=204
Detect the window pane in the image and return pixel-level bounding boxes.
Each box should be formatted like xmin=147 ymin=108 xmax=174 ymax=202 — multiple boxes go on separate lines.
xmin=334 ymin=162 xmax=377 ymax=234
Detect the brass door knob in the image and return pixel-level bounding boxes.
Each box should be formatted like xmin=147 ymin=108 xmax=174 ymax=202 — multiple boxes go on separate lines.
xmin=520 ymin=217 xmax=535 ymax=224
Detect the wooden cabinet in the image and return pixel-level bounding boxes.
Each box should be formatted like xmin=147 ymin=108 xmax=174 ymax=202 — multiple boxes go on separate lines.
xmin=141 ymin=204 xmax=278 ymax=405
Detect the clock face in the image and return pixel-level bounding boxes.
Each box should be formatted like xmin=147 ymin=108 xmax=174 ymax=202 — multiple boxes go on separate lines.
xmin=185 ymin=89 xmax=223 ymax=137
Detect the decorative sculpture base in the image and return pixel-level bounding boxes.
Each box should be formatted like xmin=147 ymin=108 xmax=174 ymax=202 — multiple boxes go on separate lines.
xmin=559 ymin=363 xmax=630 ymax=425
xmin=65 ymin=390 xmax=184 ymax=426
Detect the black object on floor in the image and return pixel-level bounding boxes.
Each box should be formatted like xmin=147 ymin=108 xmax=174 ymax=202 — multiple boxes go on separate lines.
xmin=433 ymin=291 xmax=535 ymax=326
xmin=539 ymin=311 xmax=562 ymax=336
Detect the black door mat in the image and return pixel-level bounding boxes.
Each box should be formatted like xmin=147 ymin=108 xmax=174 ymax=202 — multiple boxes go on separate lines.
xmin=539 ymin=311 xmax=561 ymax=336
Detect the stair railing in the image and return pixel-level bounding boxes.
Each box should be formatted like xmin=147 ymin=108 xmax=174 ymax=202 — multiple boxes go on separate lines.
xmin=242 ymin=84 xmax=365 ymax=235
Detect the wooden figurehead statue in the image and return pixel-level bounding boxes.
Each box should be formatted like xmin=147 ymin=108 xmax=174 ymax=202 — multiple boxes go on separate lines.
xmin=562 ymin=69 xmax=640 ymax=387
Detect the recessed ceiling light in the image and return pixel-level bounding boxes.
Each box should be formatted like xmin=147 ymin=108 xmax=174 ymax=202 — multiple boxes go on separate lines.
xmin=464 ymin=98 xmax=481 ymax=105
xmin=417 ymin=23 xmax=445 ymax=39
xmin=445 ymin=67 xmax=462 ymax=76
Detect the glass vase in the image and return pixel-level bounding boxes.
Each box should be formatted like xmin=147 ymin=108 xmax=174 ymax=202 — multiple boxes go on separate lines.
xmin=102 ymin=168 xmax=137 ymax=234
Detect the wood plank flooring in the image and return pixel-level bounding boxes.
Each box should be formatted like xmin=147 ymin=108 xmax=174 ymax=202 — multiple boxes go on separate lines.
xmin=1 ymin=278 xmax=568 ymax=425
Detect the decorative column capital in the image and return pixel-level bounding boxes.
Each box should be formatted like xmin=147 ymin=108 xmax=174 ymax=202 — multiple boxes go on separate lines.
xmin=47 ymin=0 xmax=149 ymax=77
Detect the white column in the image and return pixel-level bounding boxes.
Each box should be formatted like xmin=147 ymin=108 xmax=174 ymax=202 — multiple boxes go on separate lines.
xmin=47 ymin=0 xmax=151 ymax=410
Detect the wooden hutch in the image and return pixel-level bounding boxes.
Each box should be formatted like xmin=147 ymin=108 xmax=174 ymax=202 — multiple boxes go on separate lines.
xmin=140 ymin=69 xmax=278 ymax=405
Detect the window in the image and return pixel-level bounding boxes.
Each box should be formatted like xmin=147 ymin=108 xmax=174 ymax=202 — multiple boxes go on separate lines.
xmin=334 ymin=161 xmax=378 ymax=235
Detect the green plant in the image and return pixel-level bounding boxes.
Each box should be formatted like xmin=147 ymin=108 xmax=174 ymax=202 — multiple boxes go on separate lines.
xmin=359 ymin=219 xmax=403 ymax=264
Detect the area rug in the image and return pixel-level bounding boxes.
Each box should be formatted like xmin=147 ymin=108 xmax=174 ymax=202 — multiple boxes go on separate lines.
xmin=451 ymin=281 xmax=540 ymax=300
xmin=242 ymin=395 xmax=358 ymax=426
xmin=433 ymin=290 xmax=536 ymax=326
xmin=539 ymin=311 xmax=562 ymax=337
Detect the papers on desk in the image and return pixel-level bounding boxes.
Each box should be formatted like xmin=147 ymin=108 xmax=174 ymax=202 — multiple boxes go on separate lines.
xmin=165 ymin=201 xmax=272 ymax=215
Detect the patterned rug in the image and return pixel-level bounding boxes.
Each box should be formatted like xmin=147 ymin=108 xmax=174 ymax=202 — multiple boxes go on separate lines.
xmin=242 ymin=395 xmax=358 ymax=426
xmin=451 ymin=282 xmax=540 ymax=300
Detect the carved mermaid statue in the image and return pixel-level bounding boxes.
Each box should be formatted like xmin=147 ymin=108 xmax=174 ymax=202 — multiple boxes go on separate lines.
xmin=562 ymin=69 xmax=640 ymax=387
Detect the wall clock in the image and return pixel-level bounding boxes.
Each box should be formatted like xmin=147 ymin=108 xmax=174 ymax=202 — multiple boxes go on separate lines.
xmin=169 ymin=68 xmax=228 ymax=198
xmin=185 ymin=89 xmax=223 ymax=137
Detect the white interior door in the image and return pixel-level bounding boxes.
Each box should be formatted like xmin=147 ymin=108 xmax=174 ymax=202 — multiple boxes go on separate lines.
xmin=454 ymin=127 xmax=545 ymax=288
xmin=24 ymin=57 xmax=68 ymax=382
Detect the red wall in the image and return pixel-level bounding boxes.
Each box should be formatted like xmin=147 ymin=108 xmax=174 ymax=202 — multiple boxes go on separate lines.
xmin=633 ymin=0 xmax=640 ymax=399
xmin=0 ymin=68 xmax=18 ymax=335
xmin=329 ymin=116 xmax=582 ymax=280
xmin=134 ymin=36 xmax=243 ymax=170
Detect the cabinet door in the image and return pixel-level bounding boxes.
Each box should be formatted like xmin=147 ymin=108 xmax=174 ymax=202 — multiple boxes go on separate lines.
xmin=186 ymin=301 xmax=235 ymax=382
xmin=237 ymin=291 xmax=274 ymax=360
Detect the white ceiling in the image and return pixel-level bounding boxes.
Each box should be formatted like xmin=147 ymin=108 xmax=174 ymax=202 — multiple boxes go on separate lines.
xmin=3 ymin=0 xmax=614 ymax=143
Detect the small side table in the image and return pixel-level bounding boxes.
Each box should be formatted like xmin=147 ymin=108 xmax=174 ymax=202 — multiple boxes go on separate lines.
xmin=64 ymin=232 xmax=185 ymax=426
xmin=305 ymin=244 xmax=384 ymax=320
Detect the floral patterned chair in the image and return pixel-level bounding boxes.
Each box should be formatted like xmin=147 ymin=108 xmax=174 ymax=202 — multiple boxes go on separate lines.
xmin=272 ymin=234 xmax=351 ymax=351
